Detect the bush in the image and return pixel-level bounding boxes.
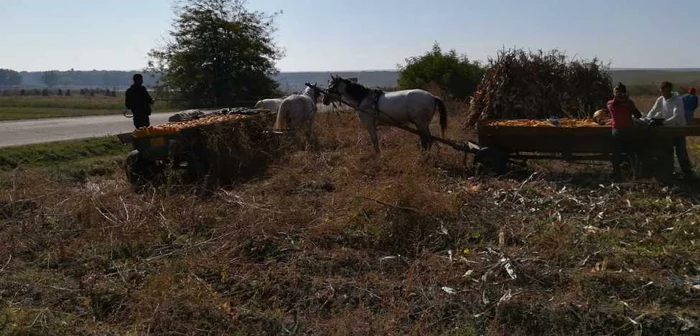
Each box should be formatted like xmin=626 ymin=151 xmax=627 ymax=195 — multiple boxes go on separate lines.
xmin=397 ymin=42 xmax=485 ymax=100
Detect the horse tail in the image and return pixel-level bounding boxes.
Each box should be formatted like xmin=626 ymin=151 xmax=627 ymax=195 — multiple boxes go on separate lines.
xmin=274 ymin=100 xmax=290 ymax=131
xmin=434 ymin=97 xmax=448 ymax=137
xmin=254 ymin=100 xmax=263 ymax=109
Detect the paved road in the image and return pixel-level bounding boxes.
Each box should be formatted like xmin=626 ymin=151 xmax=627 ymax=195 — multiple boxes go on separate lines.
xmin=0 ymin=113 xmax=172 ymax=148
xmin=0 ymin=104 xmax=347 ymax=148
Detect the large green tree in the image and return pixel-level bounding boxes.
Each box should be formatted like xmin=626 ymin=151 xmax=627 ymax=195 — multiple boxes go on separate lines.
xmin=397 ymin=43 xmax=485 ymax=100
xmin=148 ymin=0 xmax=284 ymax=108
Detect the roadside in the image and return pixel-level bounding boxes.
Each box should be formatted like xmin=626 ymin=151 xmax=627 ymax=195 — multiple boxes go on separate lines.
xmin=0 ymin=106 xmax=127 ymax=121
xmin=0 ymin=136 xmax=128 ymax=170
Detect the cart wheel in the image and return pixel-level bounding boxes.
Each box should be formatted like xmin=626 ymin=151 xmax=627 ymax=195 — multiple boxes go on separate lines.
xmin=125 ymin=150 xmax=151 ymax=189
xmin=474 ymin=147 xmax=509 ymax=175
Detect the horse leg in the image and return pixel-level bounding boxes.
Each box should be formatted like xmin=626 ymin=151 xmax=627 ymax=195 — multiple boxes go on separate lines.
xmin=359 ymin=115 xmax=380 ymax=154
xmin=415 ymin=122 xmax=432 ymax=152
xmin=369 ymin=126 xmax=380 ymax=154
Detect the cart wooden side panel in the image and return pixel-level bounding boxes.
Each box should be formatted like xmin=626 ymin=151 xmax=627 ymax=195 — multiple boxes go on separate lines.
xmin=477 ymin=123 xmax=613 ymax=153
xmin=476 ymin=120 xmax=700 ymax=156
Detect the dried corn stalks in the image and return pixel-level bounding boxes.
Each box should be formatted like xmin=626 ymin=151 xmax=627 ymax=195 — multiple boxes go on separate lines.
xmin=199 ymin=111 xmax=279 ymax=184
xmin=466 ymin=49 xmax=613 ymax=129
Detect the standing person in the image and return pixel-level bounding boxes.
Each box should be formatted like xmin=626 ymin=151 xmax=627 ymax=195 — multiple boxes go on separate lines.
xmin=607 ymin=82 xmax=643 ymax=181
xmin=125 ymin=74 xmax=154 ymax=129
xmin=682 ymin=86 xmax=698 ymax=123
xmin=647 ymin=81 xmax=695 ymax=180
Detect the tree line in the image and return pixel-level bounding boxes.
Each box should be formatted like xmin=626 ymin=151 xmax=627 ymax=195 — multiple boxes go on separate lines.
xmin=0 ymin=69 xmax=23 ymax=87
xmin=0 ymin=69 xmax=159 ymax=88
xmin=1 ymin=88 xmax=119 ymax=97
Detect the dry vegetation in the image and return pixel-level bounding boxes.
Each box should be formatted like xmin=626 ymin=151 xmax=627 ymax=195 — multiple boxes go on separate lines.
xmin=0 ymin=97 xmax=699 ymax=335
xmin=467 ymin=49 xmax=612 ymax=128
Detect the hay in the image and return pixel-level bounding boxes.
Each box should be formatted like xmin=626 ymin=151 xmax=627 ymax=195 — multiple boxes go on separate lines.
xmin=466 ymin=49 xmax=613 ymax=128
xmin=193 ymin=109 xmax=280 ymax=185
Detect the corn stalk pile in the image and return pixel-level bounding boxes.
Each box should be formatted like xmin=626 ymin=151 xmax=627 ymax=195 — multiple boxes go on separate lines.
xmin=466 ymin=49 xmax=613 ymax=129
xmin=197 ymin=110 xmax=280 ymax=184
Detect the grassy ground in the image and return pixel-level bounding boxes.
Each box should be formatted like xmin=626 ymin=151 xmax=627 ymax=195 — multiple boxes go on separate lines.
xmin=0 ymin=107 xmax=125 ymax=121
xmin=0 ymin=95 xmax=172 ymax=121
xmin=0 ymin=136 xmax=132 ymax=188
xmin=0 ymin=137 xmax=128 ymax=170
xmin=0 ymin=98 xmax=698 ymax=335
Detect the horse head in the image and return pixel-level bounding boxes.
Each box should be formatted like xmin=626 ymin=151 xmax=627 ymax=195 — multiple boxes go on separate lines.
xmin=302 ymin=82 xmax=322 ymax=102
xmin=327 ymin=75 xmax=346 ymax=95
xmin=323 ymin=76 xmax=346 ymax=105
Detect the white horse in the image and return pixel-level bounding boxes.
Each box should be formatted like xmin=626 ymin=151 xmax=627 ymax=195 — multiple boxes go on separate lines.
xmin=254 ymin=98 xmax=284 ymax=113
xmin=273 ymin=84 xmax=322 ymax=138
xmin=324 ymin=74 xmax=447 ymax=153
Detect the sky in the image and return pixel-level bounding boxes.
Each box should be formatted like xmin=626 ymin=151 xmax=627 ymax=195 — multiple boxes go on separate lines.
xmin=0 ymin=0 xmax=697 ymax=72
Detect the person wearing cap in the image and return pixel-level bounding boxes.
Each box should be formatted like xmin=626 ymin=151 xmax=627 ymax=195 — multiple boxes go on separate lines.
xmin=125 ymin=74 xmax=154 ymax=129
xmin=647 ymin=81 xmax=695 ymax=180
xmin=606 ymin=82 xmax=643 ymax=180
xmin=682 ymin=87 xmax=698 ymax=123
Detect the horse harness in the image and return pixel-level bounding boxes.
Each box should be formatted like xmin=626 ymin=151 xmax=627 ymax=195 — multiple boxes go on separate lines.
xmin=358 ymin=88 xmax=385 ymax=127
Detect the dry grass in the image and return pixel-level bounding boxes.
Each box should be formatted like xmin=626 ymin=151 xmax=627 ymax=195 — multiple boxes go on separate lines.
xmin=0 ymin=96 xmax=698 ymax=335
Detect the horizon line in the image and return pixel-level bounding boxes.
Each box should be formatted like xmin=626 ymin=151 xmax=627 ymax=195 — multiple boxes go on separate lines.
xmin=10 ymin=67 xmax=700 ymax=73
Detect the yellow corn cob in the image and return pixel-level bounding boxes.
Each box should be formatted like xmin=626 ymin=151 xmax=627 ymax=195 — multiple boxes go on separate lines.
xmin=132 ymin=114 xmax=252 ymax=139
xmin=486 ymin=118 xmax=601 ymax=127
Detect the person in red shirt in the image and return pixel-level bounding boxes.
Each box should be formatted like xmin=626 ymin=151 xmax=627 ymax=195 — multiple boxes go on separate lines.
xmin=606 ymin=82 xmax=642 ymax=180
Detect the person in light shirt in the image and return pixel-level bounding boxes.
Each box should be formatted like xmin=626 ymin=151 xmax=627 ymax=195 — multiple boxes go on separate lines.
xmin=646 ymin=81 xmax=695 ymax=180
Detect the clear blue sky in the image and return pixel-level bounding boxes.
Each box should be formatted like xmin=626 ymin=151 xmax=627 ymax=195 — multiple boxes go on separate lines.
xmin=1 ymin=0 xmax=697 ymax=72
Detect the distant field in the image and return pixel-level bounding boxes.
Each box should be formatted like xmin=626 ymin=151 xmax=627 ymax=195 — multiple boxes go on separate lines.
xmin=0 ymin=106 xmax=122 ymax=121
xmin=0 ymin=95 xmax=171 ymax=111
xmin=611 ymin=69 xmax=700 ymax=86
xmin=0 ymin=95 xmax=174 ymax=121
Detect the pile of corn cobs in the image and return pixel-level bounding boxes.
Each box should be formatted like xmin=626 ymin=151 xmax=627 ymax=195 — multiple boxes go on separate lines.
xmin=485 ymin=118 xmax=602 ymax=127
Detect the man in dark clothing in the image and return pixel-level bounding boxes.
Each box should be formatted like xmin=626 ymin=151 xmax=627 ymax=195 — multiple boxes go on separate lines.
xmin=607 ymin=82 xmax=643 ymax=180
xmin=125 ymin=74 xmax=154 ymax=129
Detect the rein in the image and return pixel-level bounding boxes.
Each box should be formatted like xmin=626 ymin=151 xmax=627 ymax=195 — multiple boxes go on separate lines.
xmin=315 ymin=82 xmax=405 ymax=129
